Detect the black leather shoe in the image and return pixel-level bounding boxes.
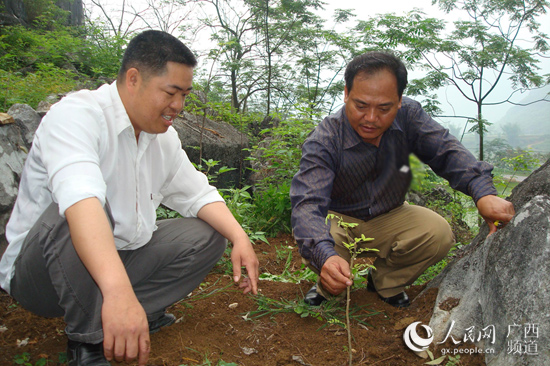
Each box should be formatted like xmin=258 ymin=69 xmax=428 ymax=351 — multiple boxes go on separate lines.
xmin=367 ymin=270 xmax=410 ymax=307
xmin=149 ymin=313 xmax=176 ymax=334
xmin=304 ymin=285 xmax=327 ymax=306
xmin=366 ymin=270 xmax=376 ymax=293
xmin=380 ymin=291 xmax=410 ymax=308
xmin=67 ymin=340 xmax=111 ymax=366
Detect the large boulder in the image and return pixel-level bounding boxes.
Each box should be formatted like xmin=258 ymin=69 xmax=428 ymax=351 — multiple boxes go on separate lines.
xmin=8 ymin=104 xmax=41 ymax=150
xmin=426 ymin=159 xmax=550 ymax=365
xmin=172 ymin=111 xmax=250 ymax=189
xmin=0 ymin=114 xmax=28 ymax=256
xmin=1 ymin=0 xmax=84 ymax=26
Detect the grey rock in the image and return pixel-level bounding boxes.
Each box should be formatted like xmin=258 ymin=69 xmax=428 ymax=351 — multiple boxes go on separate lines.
xmin=0 ymin=119 xmax=28 ymax=255
xmin=425 ymin=158 xmax=550 ymax=365
xmin=36 ymin=101 xmax=52 ymax=117
xmin=7 ymin=104 xmax=41 ymax=150
xmin=172 ymin=111 xmax=250 ymax=189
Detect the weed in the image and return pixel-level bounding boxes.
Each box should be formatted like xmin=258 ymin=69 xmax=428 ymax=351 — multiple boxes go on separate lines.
xmin=13 ymin=352 xmax=51 ymax=366
xmin=192 ymin=158 xmax=236 ymax=185
xmin=246 ymin=294 xmax=380 ymax=330
xmin=221 ymin=186 xmax=269 ymax=244
xmin=500 ymin=150 xmax=539 ymax=196
xmin=178 ymin=348 xmax=238 ymax=366
xmin=259 ymin=247 xmax=316 ymax=284
xmin=156 ymin=205 xmax=183 ymax=220
xmin=413 ymin=242 xmax=463 ymax=285
xmin=446 ymin=355 xmax=461 ymax=365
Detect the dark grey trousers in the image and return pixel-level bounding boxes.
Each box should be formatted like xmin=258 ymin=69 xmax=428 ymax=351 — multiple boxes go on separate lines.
xmin=10 ymin=202 xmax=227 ymax=344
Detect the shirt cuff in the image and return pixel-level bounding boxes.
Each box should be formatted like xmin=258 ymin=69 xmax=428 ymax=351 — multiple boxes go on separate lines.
xmin=311 ymin=240 xmax=339 ymax=271
xmin=469 ymin=174 xmax=498 ymax=203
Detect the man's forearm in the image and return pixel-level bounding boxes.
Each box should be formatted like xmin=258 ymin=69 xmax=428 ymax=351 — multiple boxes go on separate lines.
xmin=197 ymin=201 xmax=248 ymax=245
xmin=65 ymin=197 xmax=134 ymax=298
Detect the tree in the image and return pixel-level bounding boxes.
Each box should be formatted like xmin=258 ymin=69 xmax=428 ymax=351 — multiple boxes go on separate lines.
xmin=196 ymin=0 xmax=331 ymax=117
xmin=356 ymin=0 xmax=550 ymax=161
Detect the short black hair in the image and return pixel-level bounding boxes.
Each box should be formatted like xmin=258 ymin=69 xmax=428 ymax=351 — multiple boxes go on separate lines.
xmin=118 ymin=30 xmax=197 ymax=80
xmin=344 ymin=51 xmax=408 ymax=97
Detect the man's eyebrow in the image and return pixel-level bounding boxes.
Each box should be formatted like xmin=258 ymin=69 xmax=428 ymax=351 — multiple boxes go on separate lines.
xmin=167 ymin=84 xmax=193 ymax=91
xmin=353 ymin=98 xmax=394 ymax=107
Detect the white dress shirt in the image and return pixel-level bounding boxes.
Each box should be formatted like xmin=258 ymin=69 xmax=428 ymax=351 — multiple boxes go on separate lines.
xmin=0 ymin=82 xmax=224 ymax=293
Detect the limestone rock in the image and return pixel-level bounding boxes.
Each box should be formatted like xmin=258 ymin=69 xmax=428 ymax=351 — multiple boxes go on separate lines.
xmin=172 ymin=111 xmax=250 ymax=189
xmin=426 ymin=159 xmax=550 ymax=365
xmin=0 ymin=117 xmax=28 ymax=255
xmin=7 ymin=104 xmax=41 ymax=150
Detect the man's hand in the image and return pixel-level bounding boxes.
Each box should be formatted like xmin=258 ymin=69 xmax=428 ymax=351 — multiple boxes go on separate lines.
xmin=65 ymin=198 xmax=151 ymax=365
xmin=231 ymin=238 xmax=259 ymax=294
xmin=102 ymin=289 xmax=150 ymax=365
xmin=476 ymin=195 xmax=515 ymax=236
xmin=197 ymin=201 xmax=260 ymax=295
xmin=320 ymin=255 xmax=352 ymax=296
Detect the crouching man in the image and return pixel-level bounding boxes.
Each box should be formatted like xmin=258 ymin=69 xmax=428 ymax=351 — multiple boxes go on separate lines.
xmin=0 ymin=30 xmax=259 ymax=366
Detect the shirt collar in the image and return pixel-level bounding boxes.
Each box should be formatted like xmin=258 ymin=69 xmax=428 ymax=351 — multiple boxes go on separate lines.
xmin=109 ymin=81 xmax=157 ymax=143
xmin=109 ymin=81 xmax=134 ymax=136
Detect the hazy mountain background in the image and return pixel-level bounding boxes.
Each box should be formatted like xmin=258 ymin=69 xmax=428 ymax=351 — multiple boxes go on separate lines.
xmin=455 ymin=86 xmax=550 ymax=155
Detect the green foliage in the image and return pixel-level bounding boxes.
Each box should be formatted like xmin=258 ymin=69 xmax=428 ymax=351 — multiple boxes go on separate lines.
xmin=220 ymin=186 xmax=269 ymax=243
xmin=178 ymin=348 xmax=238 ymax=366
xmin=22 ymin=0 xmax=70 ymax=29
xmin=13 ymin=352 xmax=52 ymax=366
xmin=356 ymin=0 xmax=549 ymax=161
xmin=0 ymin=14 xmax=128 ymax=111
xmin=77 ymin=25 xmax=127 ymax=79
xmin=193 ymin=158 xmax=236 ymax=185
xmin=446 ymin=355 xmax=461 ymax=366
xmin=413 ymin=242 xmax=463 ymax=285
xmin=0 ymin=65 xmax=77 ymax=110
xmin=156 ymin=205 xmax=183 ymax=220
xmin=499 ymin=149 xmax=540 ymax=195
xmin=246 ymin=294 xmax=380 ymax=329
xmin=326 ymin=213 xmax=378 ymax=366
xmin=248 ymin=117 xmax=315 ymax=187
xmin=221 ymin=183 xmax=292 ymax=241
xmin=259 ymin=245 xmax=317 ymax=283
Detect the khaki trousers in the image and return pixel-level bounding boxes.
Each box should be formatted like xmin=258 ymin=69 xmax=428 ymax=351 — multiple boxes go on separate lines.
xmin=312 ymin=203 xmax=454 ymax=298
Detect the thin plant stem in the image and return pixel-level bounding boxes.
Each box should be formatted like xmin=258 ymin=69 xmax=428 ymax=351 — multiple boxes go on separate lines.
xmin=347 ymin=254 xmax=355 ymax=366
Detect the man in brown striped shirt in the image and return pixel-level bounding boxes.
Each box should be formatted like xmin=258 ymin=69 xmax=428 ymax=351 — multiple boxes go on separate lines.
xmin=290 ymin=51 xmax=515 ymax=307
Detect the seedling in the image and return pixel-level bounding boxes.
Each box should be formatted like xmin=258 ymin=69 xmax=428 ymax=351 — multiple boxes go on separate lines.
xmin=326 ymin=214 xmax=377 ymax=366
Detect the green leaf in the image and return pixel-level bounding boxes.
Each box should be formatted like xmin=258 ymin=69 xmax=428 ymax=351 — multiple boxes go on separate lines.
xmin=425 ymin=355 xmax=447 ymax=365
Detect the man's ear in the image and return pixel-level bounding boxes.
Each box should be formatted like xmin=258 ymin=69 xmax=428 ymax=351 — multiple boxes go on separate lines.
xmin=125 ymin=68 xmax=141 ymax=94
xmin=344 ymin=85 xmax=349 ymax=103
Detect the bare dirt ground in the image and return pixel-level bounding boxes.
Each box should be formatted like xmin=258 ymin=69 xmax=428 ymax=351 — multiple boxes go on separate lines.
xmin=0 ymin=233 xmax=485 ymax=366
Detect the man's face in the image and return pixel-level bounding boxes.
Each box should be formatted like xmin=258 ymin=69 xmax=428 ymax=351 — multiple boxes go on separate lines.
xmin=128 ymin=61 xmax=193 ymax=138
xmin=344 ymin=69 xmax=402 ymax=147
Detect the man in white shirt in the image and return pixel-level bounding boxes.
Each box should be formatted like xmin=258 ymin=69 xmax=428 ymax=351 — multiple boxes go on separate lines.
xmin=0 ymin=30 xmax=259 ymax=366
